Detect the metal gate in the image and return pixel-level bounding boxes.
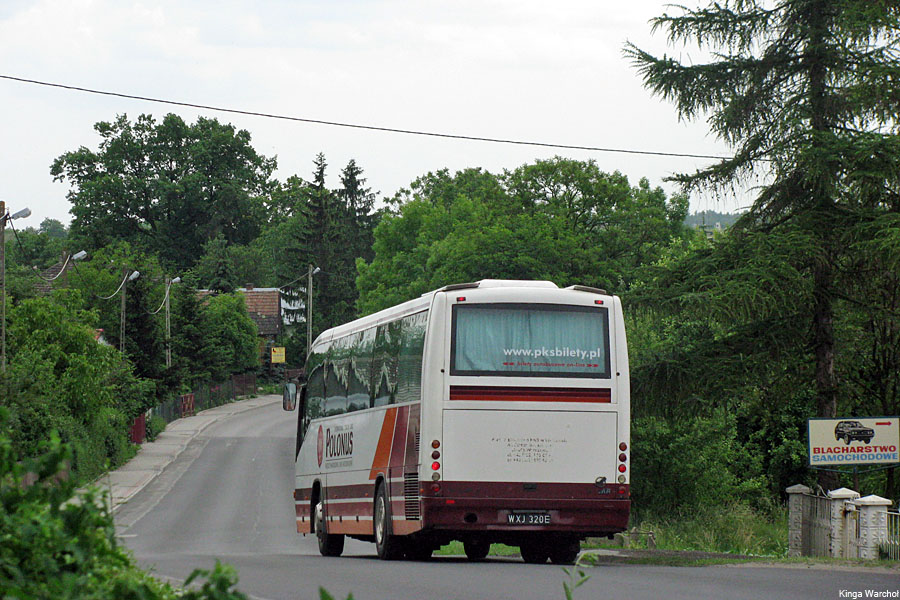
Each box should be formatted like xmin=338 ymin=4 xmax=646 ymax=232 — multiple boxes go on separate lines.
xmin=801 ymin=493 xmax=831 ymax=557
xmin=886 ymin=511 xmax=900 ymax=560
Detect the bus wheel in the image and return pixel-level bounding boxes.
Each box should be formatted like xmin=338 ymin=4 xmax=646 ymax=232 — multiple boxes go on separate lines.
xmin=548 ymin=539 xmax=580 ymax=565
xmin=315 ymin=501 xmax=345 ymax=557
xmin=464 ymin=540 xmax=490 ymax=561
xmin=520 ymin=541 xmax=549 ymax=564
xmin=374 ymin=485 xmax=403 ymax=560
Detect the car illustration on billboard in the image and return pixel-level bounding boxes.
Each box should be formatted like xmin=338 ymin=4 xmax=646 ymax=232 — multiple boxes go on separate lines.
xmin=833 ymin=420 xmax=874 ymax=445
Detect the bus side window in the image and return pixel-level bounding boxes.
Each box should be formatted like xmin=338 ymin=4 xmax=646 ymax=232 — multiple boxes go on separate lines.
xmin=396 ymin=311 xmax=427 ymax=404
xmin=325 ymin=337 xmax=349 ymax=416
xmin=371 ymin=322 xmax=400 ymax=407
xmin=348 ymin=330 xmax=373 ymax=412
xmin=304 ymin=363 xmax=325 ymax=436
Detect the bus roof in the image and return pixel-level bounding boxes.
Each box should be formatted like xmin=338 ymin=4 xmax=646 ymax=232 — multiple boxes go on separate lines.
xmin=311 ymin=279 xmax=611 ymax=348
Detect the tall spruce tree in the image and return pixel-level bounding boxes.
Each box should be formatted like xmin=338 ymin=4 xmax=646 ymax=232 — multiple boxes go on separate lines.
xmin=625 ymin=1 xmax=900 ymax=443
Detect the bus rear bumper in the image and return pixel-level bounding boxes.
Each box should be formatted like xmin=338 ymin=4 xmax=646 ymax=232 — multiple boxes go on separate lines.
xmin=420 ymin=491 xmax=630 ymax=536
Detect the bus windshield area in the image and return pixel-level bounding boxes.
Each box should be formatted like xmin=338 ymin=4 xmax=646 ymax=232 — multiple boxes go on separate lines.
xmin=450 ymin=303 xmax=610 ymax=378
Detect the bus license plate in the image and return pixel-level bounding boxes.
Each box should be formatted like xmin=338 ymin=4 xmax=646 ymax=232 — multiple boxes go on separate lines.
xmin=507 ymin=512 xmax=551 ymax=525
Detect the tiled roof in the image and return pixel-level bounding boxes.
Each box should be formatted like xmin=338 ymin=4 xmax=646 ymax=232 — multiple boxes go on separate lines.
xmin=197 ymin=285 xmax=282 ymax=338
xmin=239 ymin=287 xmax=280 ymax=317
xmin=251 ymin=314 xmax=282 ymax=336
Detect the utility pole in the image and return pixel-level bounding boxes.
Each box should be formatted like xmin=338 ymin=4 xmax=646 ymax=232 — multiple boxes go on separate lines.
xmin=118 ymin=269 xmax=140 ymax=355
xmin=1 ymin=200 xmax=6 ymax=375
xmin=164 ymin=276 xmax=180 ymax=368
xmin=306 ymin=264 xmax=321 ymax=359
xmin=120 ymin=268 xmax=127 ymax=354
xmin=307 ymin=264 xmax=313 ymax=359
xmin=0 ymin=201 xmax=31 ymax=375
xmin=165 ymin=276 xmax=172 ymax=368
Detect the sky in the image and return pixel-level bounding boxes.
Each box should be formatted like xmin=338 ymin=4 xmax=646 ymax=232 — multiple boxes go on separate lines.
xmin=0 ymin=0 xmax=748 ymax=229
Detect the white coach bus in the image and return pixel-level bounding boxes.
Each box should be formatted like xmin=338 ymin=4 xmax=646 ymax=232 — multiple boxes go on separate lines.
xmin=283 ymin=280 xmax=631 ymax=563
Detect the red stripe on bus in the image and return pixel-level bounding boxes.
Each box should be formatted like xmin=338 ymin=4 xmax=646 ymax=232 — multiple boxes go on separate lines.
xmin=389 ymin=405 xmax=410 ymax=469
xmin=325 ymin=483 xmax=375 ymax=500
xmin=875 ymin=422 xmax=891 ymax=426
xmin=369 ymin=407 xmax=398 ymax=480
xmin=449 ymin=386 xmax=611 ymax=403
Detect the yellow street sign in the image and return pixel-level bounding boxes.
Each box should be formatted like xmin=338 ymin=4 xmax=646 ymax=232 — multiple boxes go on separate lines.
xmin=271 ymin=346 xmax=286 ymax=364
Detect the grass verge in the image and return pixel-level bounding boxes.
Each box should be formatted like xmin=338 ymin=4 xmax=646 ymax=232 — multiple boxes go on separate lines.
xmin=433 ymin=541 xmax=520 ymax=557
xmin=584 ymin=502 xmax=789 ymax=557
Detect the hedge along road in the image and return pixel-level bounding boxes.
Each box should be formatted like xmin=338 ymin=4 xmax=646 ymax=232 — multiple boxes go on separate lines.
xmin=112 ymin=397 xmax=898 ymax=600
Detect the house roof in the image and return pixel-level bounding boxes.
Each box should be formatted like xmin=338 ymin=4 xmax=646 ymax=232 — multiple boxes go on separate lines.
xmin=251 ymin=314 xmax=282 ymax=337
xmin=239 ymin=286 xmax=280 ymax=317
xmin=197 ymin=285 xmax=282 ymax=337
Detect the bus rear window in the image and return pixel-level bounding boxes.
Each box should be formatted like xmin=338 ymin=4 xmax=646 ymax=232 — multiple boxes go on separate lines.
xmin=450 ymin=303 xmax=611 ymax=378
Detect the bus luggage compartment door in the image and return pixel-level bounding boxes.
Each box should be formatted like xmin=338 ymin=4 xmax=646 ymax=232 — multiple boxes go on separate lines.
xmin=441 ymin=410 xmax=617 ymax=484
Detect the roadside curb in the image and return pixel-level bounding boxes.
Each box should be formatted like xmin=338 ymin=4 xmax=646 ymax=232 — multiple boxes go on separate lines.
xmin=579 ymin=548 xmax=900 ymax=572
xmin=102 ymin=394 xmax=281 ymax=513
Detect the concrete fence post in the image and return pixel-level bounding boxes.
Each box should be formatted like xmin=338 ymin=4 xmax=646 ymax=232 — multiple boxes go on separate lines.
xmin=853 ymin=495 xmax=892 ymax=560
xmin=786 ymin=484 xmax=811 ymax=557
xmin=827 ymin=487 xmax=860 ymax=558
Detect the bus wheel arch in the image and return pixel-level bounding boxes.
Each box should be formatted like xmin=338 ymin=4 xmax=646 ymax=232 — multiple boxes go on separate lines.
xmin=313 ymin=482 xmax=344 ymax=557
xmin=310 ymin=480 xmax=322 ymax=534
xmin=374 ymin=479 xmax=404 ymax=560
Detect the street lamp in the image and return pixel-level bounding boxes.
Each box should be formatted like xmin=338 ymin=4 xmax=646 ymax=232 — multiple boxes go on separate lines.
xmin=120 ymin=270 xmax=140 ymax=354
xmin=0 ymin=201 xmax=31 ymax=374
xmin=165 ymin=276 xmax=180 ymax=368
xmin=306 ymin=265 xmax=321 ymax=358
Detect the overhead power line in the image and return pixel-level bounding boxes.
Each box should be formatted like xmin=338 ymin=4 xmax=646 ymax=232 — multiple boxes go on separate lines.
xmin=0 ymin=74 xmax=730 ymax=161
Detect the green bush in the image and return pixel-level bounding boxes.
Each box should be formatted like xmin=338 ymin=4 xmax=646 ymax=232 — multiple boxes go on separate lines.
xmin=631 ymin=503 xmax=788 ymax=557
xmin=3 ymin=291 xmax=153 ymax=483
xmin=146 ymin=415 xmax=168 ymax=442
xmin=631 ymin=412 xmax=740 ymax=516
xmin=0 ymin=409 xmax=247 ymax=599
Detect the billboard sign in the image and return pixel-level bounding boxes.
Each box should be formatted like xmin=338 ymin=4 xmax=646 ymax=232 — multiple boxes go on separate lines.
xmin=808 ymin=417 xmax=900 ymax=466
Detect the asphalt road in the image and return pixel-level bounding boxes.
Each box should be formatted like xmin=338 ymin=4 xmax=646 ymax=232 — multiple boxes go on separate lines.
xmin=116 ymin=402 xmax=899 ymax=600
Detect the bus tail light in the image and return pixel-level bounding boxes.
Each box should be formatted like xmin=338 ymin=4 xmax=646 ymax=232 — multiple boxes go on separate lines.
xmin=432 ymin=450 xmax=440 ymax=459
xmin=431 ymin=483 xmax=441 ymax=493
xmin=431 ymin=461 xmax=441 ymax=471
xmin=618 ymin=464 xmax=627 ymax=473
xmin=618 ymin=475 xmax=627 ymax=484
xmin=432 ymin=440 xmax=441 ymax=449
xmin=619 ymin=442 xmax=627 ymax=451
xmin=619 ymin=453 xmax=627 ymax=462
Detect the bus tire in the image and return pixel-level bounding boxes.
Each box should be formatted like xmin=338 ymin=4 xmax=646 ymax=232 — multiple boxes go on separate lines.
xmin=374 ymin=484 xmax=403 ymax=560
xmin=315 ymin=501 xmax=345 ymax=557
xmin=520 ymin=541 xmax=549 ymax=564
xmin=464 ymin=539 xmax=490 ymax=561
xmin=548 ymin=539 xmax=580 ymax=565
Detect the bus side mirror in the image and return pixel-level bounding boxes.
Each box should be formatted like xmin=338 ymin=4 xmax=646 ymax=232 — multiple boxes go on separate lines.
xmin=283 ymin=382 xmax=297 ymax=411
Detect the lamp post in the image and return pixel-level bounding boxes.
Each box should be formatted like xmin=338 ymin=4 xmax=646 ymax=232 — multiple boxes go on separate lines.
xmin=165 ymin=276 xmax=181 ymax=368
xmin=1 ymin=201 xmax=31 ymax=374
xmin=120 ymin=269 xmax=140 ymax=354
xmin=306 ymin=264 xmax=321 ymax=358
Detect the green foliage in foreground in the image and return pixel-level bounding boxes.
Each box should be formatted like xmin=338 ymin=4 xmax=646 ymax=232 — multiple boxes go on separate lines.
xmin=0 ymin=410 xmax=247 ymax=599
